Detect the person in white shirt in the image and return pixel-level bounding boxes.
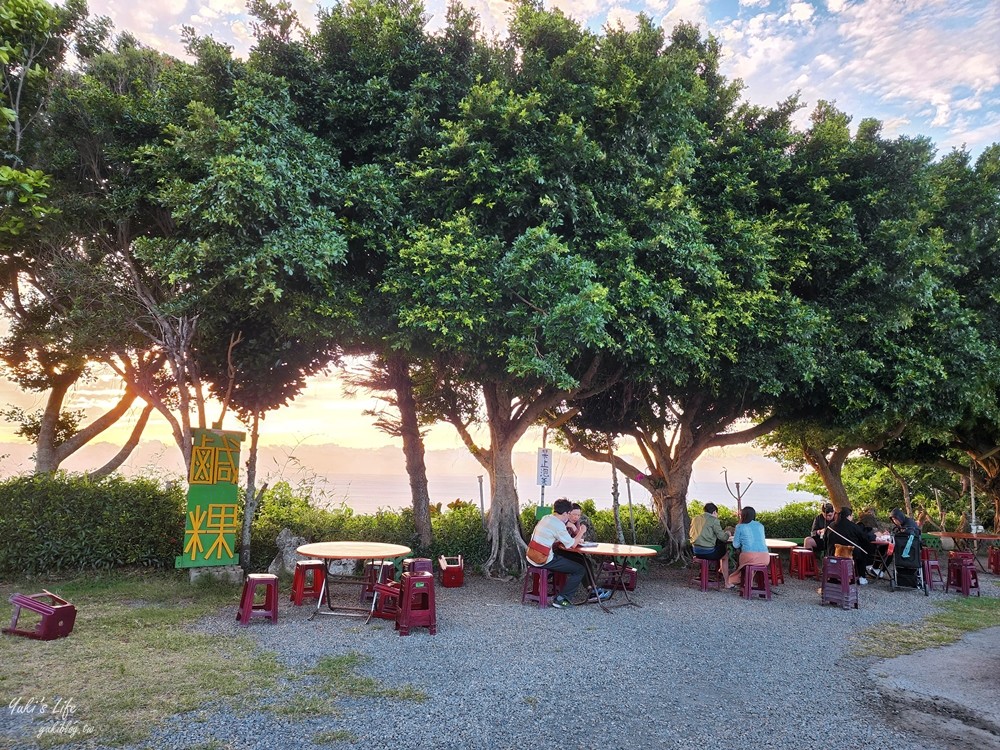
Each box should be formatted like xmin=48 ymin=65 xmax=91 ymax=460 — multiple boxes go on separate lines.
xmin=526 ymin=498 xmax=587 ymax=608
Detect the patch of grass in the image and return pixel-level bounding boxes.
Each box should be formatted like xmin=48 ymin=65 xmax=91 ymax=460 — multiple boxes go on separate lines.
xmin=0 ymin=570 xmax=286 ymax=747
xmin=307 ymin=653 xmax=428 ymax=701
xmin=272 ymin=693 xmax=341 ymax=718
xmin=851 ymin=596 xmax=1000 ymax=658
xmin=312 ymin=729 xmax=356 ymax=744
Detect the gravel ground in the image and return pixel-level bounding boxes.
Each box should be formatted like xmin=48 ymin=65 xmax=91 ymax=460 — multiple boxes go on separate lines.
xmin=3 ymin=562 xmax=997 ymax=750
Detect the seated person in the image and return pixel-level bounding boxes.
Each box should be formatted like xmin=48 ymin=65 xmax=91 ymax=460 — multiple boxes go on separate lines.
xmin=803 ymin=503 xmax=835 ymax=562
xmin=890 ymin=507 xmax=920 ymax=535
xmin=729 ymin=506 xmax=770 ymax=587
xmin=858 ymin=507 xmax=886 ymax=578
xmin=526 ymin=498 xmax=587 ymax=608
xmin=562 ymin=501 xmax=610 ymax=602
xmin=566 ymin=502 xmax=596 ymax=542
xmin=690 ymin=502 xmax=732 ymax=586
xmin=825 ymin=506 xmax=875 ymax=585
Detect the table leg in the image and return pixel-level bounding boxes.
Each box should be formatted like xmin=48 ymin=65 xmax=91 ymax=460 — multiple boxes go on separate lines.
xmin=580 ymin=556 xmax=613 ymax=614
xmin=307 ymin=560 xmax=331 ymax=621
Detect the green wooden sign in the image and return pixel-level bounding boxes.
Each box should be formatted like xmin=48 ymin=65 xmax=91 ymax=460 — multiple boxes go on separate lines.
xmin=175 ymin=428 xmax=245 ymax=569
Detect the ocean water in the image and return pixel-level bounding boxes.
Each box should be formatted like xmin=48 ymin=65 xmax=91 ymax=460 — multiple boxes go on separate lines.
xmin=304 ymin=474 xmax=820 ymax=515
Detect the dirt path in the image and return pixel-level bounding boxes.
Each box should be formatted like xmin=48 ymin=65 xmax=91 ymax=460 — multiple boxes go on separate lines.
xmin=872 ymin=626 xmax=1000 ymax=749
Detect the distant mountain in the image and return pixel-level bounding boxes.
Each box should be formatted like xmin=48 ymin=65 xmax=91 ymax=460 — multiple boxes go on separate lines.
xmin=0 ymin=438 xmax=805 ymax=487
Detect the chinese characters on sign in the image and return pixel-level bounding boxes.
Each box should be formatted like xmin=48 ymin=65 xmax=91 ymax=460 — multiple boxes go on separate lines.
xmin=536 ymin=448 xmax=552 ymax=487
xmin=175 ymin=429 xmax=245 ymax=569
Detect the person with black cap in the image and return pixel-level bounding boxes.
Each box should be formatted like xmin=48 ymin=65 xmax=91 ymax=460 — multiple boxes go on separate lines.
xmin=803 ymin=503 xmax=836 ymax=563
xmin=890 ymin=507 xmax=920 ymax=535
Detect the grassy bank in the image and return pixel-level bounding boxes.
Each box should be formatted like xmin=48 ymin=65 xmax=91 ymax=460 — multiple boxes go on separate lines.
xmin=0 ymin=570 xmax=425 ymax=748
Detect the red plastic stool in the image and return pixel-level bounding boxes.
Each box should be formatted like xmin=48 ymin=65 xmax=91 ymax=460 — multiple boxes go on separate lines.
xmin=920 ymin=548 xmax=944 ymax=591
xmin=3 ymin=591 xmax=76 ymax=640
xmin=741 ymin=564 xmax=771 ymax=600
xmin=395 ymin=571 xmax=436 ymax=636
xmin=769 ymin=553 xmax=785 ymax=585
xmin=599 ymin=561 xmax=637 ymax=591
xmin=237 ymin=574 xmax=278 ymax=626
xmin=988 ymin=546 xmax=1000 ymax=575
xmin=290 ymin=560 xmax=326 ymax=606
xmin=402 ymin=557 xmax=433 ymax=575
xmin=361 ymin=560 xmax=396 ymax=601
xmin=521 ymin=567 xmax=565 ymax=608
xmin=372 ymin=579 xmax=402 ymax=620
xmin=790 ymin=548 xmax=817 ymax=580
xmin=946 ymin=558 xmax=980 ymax=596
xmin=946 ymin=552 xmax=975 ymax=590
xmin=690 ymin=557 xmax=721 ymax=592
xmin=821 ymin=556 xmax=858 ymax=609
xmin=438 ymin=555 xmax=465 ymax=587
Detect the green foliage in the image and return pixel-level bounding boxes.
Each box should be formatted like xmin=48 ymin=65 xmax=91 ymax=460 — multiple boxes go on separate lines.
xmin=518 ymin=499 xmax=666 ymax=546
xmin=250 ymin=481 xmax=489 ymax=570
xmin=0 ymin=473 xmax=185 ymax=575
xmin=791 ymin=456 xmax=969 ymax=520
xmin=687 ymin=498 xmax=819 ymax=539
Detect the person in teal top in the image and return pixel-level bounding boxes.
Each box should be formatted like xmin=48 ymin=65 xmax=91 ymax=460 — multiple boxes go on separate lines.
xmin=728 ymin=506 xmax=770 ymax=586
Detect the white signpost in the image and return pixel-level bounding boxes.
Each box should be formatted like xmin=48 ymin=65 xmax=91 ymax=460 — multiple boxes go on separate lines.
xmin=537 ymin=448 xmax=552 ymax=507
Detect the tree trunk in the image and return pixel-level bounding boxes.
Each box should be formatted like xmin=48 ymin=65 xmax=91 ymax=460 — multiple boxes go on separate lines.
xmin=87 ymin=402 xmax=155 ymax=480
xmin=484 ymin=441 xmax=525 ymax=576
xmin=803 ymin=445 xmax=851 ymax=510
xmin=388 ymin=354 xmax=433 ymax=548
xmin=34 ymin=376 xmax=75 ymax=474
xmin=240 ymin=411 xmax=265 ymax=573
xmin=646 ymin=462 xmax=694 ymax=561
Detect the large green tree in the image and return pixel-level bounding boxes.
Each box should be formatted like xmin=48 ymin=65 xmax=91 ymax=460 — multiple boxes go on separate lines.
xmin=555 ymin=27 xmax=819 ymax=559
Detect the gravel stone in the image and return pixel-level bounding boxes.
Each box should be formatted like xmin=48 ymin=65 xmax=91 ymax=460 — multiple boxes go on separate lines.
xmin=3 ymin=562 xmax=996 ymax=749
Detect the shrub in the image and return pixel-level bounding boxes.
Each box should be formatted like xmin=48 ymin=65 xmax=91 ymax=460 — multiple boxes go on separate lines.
xmin=0 ymin=474 xmax=185 ymax=575
xmin=250 ymin=482 xmax=488 ymax=571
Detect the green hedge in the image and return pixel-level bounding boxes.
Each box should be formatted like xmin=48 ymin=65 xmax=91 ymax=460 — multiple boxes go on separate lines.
xmin=249 ymin=483 xmax=489 ymax=571
xmin=0 ymin=474 xmax=186 ymax=575
xmin=517 ymin=500 xmax=667 ymax=546
xmin=688 ymin=499 xmax=819 ymax=539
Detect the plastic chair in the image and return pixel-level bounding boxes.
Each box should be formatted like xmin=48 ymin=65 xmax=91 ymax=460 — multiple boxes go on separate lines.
xmin=920 ymin=547 xmax=944 ymax=591
xmin=3 ymin=591 xmax=76 ymax=640
xmin=821 ymin=557 xmax=858 ymax=610
xmin=690 ymin=557 xmax=721 ymax=592
xmin=402 ymin=557 xmax=433 ymax=575
xmin=790 ymin=547 xmax=817 ymax=580
xmin=741 ymin=564 xmax=771 ymax=601
xmin=372 ymin=579 xmax=402 ymax=620
xmin=237 ymin=574 xmax=278 ymax=626
xmin=361 ymin=560 xmax=397 ymax=602
xmin=768 ymin=553 xmax=785 ymax=585
xmin=988 ymin=546 xmax=1000 ymax=575
xmin=599 ymin=561 xmax=637 ymax=591
xmin=438 ymin=555 xmax=465 ymax=587
xmin=290 ymin=560 xmax=326 ymax=606
xmin=521 ymin=567 xmax=565 ymax=608
xmin=395 ymin=571 xmax=437 ymax=636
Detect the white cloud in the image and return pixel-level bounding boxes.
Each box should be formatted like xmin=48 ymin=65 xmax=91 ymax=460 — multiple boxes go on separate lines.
xmin=813 ymin=52 xmax=836 ymax=70
xmin=781 ymin=1 xmax=815 ymax=25
xmin=661 ymin=0 xmax=708 ymax=30
xmin=550 ymin=0 xmax=605 ymax=24
xmin=834 ymin=0 xmax=1000 ymax=131
xmin=825 ymin=0 xmax=847 ymax=12
xmin=739 ymin=0 xmax=771 ymax=8
xmin=605 ymin=6 xmax=641 ymax=30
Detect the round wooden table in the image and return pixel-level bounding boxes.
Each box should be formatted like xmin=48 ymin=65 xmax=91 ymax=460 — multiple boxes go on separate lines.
xmin=764 ymin=539 xmax=798 ymax=551
xmin=297 ymin=541 xmax=412 ymax=618
xmin=563 ymin=543 xmax=658 ymax=611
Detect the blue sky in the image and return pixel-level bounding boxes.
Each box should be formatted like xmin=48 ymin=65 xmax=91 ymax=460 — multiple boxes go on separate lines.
xmin=84 ymin=0 xmax=999 ymax=157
